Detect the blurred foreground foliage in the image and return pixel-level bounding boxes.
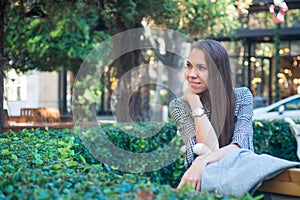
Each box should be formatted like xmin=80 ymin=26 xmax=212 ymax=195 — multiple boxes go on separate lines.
xmin=1 ymin=119 xmax=298 ymax=199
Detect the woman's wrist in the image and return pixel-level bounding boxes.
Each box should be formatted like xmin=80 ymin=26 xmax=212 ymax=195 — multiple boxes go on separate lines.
xmin=183 ymin=89 xmax=204 ymax=110
xmin=189 ymin=98 xmax=203 ymax=111
xmin=194 ymin=155 xmax=208 ymax=166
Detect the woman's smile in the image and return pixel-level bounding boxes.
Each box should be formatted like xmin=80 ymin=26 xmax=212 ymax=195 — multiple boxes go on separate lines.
xmin=189 ymin=81 xmax=201 ymax=88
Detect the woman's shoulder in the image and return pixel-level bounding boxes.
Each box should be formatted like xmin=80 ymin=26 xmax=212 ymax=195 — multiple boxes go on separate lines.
xmin=233 ymin=87 xmax=253 ymax=102
xmin=169 ymin=97 xmax=185 ymax=107
xmin=233 ymin=87 xmax=252 ymax=95
xmin=169 ymin=97 xmax=190 ymax=111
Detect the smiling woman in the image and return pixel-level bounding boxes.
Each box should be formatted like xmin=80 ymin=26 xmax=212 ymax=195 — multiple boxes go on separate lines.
xmin=168 ymin=39 xmax=300 ymax=197
xmin=169 ymin=39 xmax=254 ymax=192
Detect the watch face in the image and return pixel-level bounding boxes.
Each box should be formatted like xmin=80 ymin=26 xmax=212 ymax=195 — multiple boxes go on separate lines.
xmin=193 ymin=108 xmax=205 ymax=117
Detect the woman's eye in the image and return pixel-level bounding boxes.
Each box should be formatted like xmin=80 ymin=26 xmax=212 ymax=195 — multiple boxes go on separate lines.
xmin=197 ymin=65 xmax=207 ymax=71
xmin=186 ymin=62 xmax=192 ymax=68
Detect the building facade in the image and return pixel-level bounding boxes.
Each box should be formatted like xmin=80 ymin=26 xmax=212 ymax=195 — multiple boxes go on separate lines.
xmin=4 ymin=70 xmax=60 ymax=116
xmin=219 ymin=0 xmax=300 ymax=106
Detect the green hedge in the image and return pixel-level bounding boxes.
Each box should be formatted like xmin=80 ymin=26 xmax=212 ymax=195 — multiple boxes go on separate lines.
xmin=1 ymin=119 xmax=298 ymax=199
xmin=253 ymin=120 xmax=299 ymax=162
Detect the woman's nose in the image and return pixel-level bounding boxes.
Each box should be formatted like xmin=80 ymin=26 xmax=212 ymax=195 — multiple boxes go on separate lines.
xmin=188 ymin=67 xmax=198 ymax=78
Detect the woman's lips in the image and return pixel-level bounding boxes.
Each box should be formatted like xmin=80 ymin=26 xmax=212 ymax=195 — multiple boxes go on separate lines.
xmin=189 ymin=82 xmax=201 ymax=88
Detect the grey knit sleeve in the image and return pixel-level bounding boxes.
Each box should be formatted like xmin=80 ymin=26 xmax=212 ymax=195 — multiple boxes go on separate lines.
xmin=168 ymin=98 xmax=196 ymax=144
xmin=231 ymin=87 xmax=254 ymax=151
xmin=169 ymin=98 xmax=197 ymax=167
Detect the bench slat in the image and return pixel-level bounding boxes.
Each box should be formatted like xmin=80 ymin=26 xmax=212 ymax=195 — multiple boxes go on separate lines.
xmin=258 ymin=168 xmax=300 ymax=197
xmin=290 ymin=168 xmax=300 ymax=183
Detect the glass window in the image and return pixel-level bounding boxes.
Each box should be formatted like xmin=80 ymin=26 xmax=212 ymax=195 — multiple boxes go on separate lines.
xmin=4 ymin=70 xmax=27 ymax=101
xmin=291 ymin=41 xmax=300 ymax=56
xmin=248 ymin=11 xmax=274 ymax=29
xmin=248 ymin=8 xmax=300 ymax=29
xmin=254 ymin=43 xmax=274 ymax=57
xmin=279 ymin=41 xmax=291 ymax=56
xmin=285 ymin=8 xmax=300 ymax=28
xmin=269 ymin=97 xmax=300 ymax=112
xmin=221 ymin=41 xmax=243 ymax=56
xmin=285 ymin=98 xmax=300 ymax=111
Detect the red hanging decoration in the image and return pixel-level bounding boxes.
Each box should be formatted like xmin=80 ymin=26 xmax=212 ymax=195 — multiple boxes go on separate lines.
xmin=269 ymin=1 xmax=288 ymax=24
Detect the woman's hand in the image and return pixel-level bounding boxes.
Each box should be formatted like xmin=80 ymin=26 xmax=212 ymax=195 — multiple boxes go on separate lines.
xmin=183 ymin=88 xmax=196 ymax=101
xmin=177 ymin=157 xmax=207 ymax=192
xmin=182 ymin=88 xmax=202 ymax=109
xmin=177 ymin=144 xmax=240 ymax=191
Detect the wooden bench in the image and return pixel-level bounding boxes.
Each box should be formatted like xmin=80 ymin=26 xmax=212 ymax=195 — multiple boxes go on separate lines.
xmin=19 ymin=108 xmax=67 ymax=123
xmin=20 ymin=108 xmax=40 ymax=122
xmin=37 ymin=108 xmax=61 ymax=122
xmin=179 ymin=143 xmax=300 ymax=198
xmin=258 ymin=168 xmax=300 ymax=199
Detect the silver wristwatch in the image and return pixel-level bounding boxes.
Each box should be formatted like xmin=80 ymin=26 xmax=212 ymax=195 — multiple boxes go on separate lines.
xmin=192 ymin=107 xmax=206 ymax=117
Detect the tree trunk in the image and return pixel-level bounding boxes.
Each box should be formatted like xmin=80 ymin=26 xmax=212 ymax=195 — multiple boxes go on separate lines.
xmin=0 ymin=0 xmax=7 ymax=133
xmin=111 ymin=29 xmax=149 ymax=122
xmin=153 ymin=30 xmax=187 ymax=103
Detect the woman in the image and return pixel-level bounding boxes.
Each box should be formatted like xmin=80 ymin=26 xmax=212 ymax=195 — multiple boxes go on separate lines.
xmin=169 ymin=39 xmax=255 ymax=192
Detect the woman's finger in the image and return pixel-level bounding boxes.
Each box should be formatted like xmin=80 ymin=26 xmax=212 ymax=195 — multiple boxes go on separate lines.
xmin=177 ymin=179 xmax=185 ymax=190
xmin=196 ymin=181 xmax=201 ymax=192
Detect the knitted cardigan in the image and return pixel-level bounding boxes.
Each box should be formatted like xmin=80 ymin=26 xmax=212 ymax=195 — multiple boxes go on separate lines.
xmin=169 ymin=87 xmax=254 ymax=167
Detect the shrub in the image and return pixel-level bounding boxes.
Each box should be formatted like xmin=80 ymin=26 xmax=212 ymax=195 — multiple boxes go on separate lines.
xmin=253 ymin=120 xmax=299 ymax=162
xmin=1 ymin=119 xmax=297 ymax=199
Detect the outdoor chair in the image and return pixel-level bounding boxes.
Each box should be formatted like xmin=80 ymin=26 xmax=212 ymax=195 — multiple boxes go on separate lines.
xmin=37 ymin=108 xmax=61 ymax=123
xmin=20 ymin=108 xmax=40 ymax=122
xmin=20 ymin=107 xmax=61 ymax=123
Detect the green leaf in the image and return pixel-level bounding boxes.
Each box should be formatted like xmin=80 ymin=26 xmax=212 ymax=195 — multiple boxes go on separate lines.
xmin=28 ymin=35 xmax=42 ymax=44
xmin=11 ymin=154 xmax=18 ymax=162
xmin=65 ymin=160 xmax=78 ymax=168
xmin=50 ymin=29 xmax=62 ymax=38
xmin=51 ymin=163 xmax=64 ymax=170
xmin=5 ymin=185 xmax=14 ymax=193
xmin=1 ymin=149 xmax=10 ymax=155
xmin=79 ymin=155 xmax=87 ymax=165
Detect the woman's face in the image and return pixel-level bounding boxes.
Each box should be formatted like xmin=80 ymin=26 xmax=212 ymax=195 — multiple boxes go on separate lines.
xmin=185 ymin=48 xmax=209 ymax=94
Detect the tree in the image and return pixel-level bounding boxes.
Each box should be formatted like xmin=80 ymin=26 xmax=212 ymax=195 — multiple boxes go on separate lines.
xmin=1 ymin=0 xmax=252 ymax=129
xmin=0 ymin=0 xmax=7 ymax=133
xmin=85 ymin=0 xmax=252 ymax=122
xmin=2 ymin=0 xmax=108 ymax=130
xmin=5 ymin=1 xmax=107 ymax=74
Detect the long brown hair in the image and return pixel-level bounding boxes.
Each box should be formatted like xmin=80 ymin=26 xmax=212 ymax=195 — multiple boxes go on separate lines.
xmin=192 ymin=39 xmax=235 ymax=147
